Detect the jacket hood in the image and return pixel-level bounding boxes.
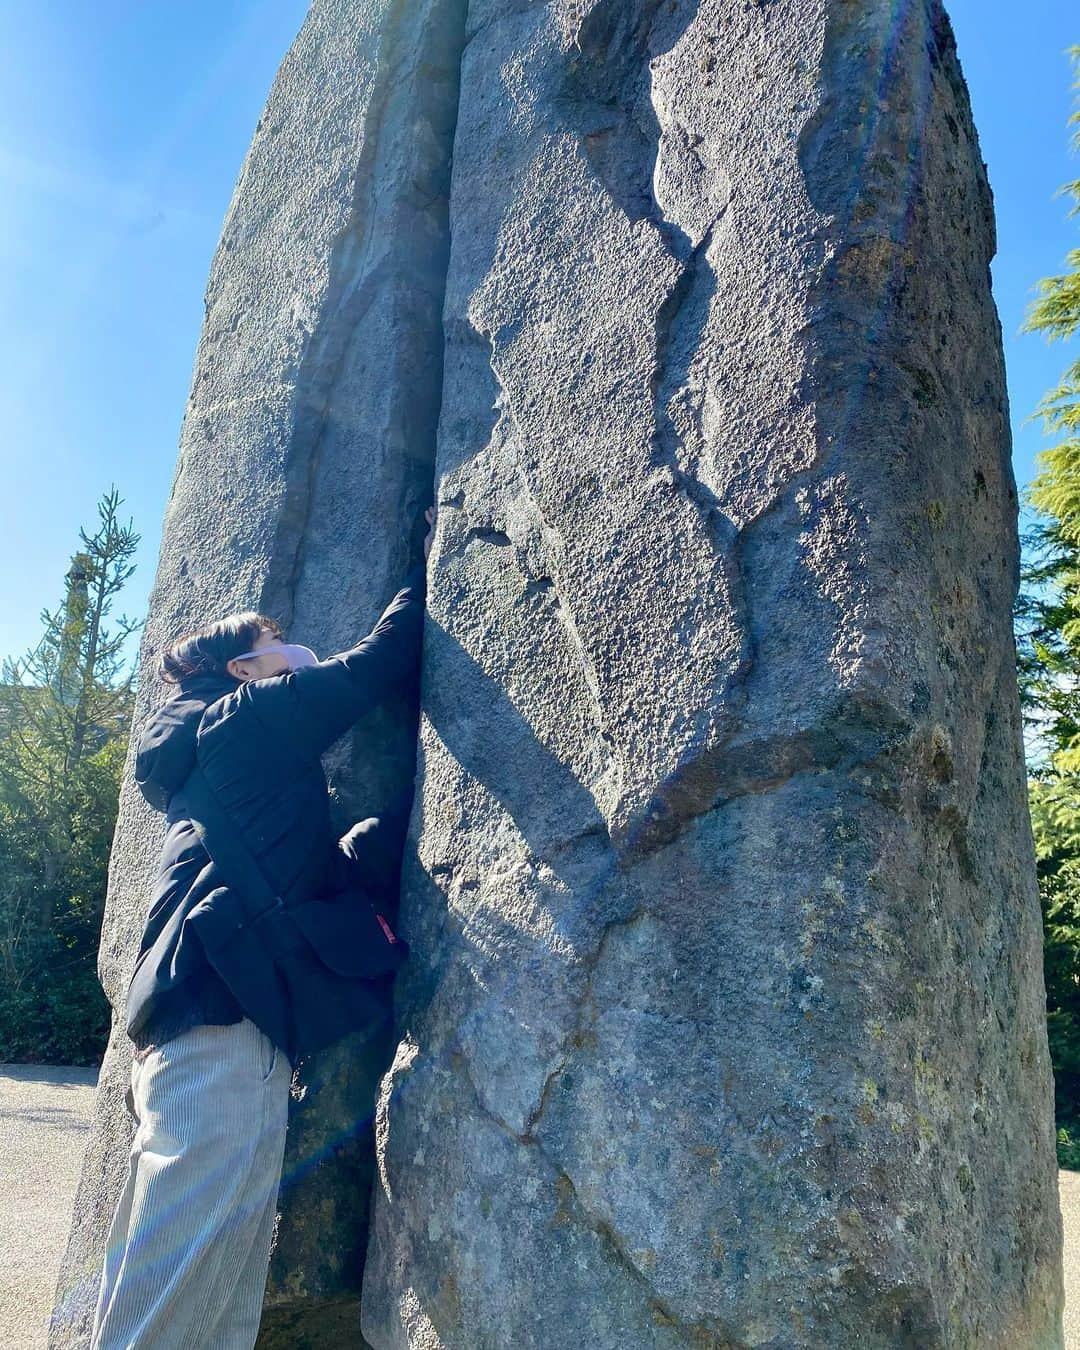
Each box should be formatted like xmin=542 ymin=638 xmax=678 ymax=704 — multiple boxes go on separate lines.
xmin=135 ymin=674 xmax=237 ymax=812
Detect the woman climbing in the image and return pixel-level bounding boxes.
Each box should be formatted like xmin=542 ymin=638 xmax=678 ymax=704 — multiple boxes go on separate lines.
xmin=89 ymin=504 xmax=435 ymax=1349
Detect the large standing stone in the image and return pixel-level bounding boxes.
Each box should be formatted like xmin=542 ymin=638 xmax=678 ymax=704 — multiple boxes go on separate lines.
xmin=52 ymin=0 xmax=1065 ymax=1345
xmin=361 ymin=1 xmax=1064 ymax=1346
xmin=49 ymin=0 xmax=463 ymax=1344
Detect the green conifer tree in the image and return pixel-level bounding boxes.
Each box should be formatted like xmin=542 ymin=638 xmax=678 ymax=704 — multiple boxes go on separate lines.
xmin=0 ymin=488 xmax=140 ymax=1062
xmin=1016 ymin=46 xmax=1080 ymax=1151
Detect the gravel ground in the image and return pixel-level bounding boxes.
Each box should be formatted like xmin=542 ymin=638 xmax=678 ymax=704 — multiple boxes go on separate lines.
xmin=0 ymin=1063 xmax=99 ymax=1350
xmin=1061 ymin=1168 xmax=1080 ymax=1348
xmin=2 ymin=1063 xmax=1079 ymax=1347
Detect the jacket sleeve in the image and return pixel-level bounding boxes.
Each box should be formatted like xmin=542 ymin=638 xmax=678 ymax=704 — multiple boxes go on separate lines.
xmin=244 ymin=562 xmax=427 ymax=762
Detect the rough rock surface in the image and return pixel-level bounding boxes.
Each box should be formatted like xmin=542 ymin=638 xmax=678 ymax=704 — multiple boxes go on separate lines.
xmin=49 ymin=0 xmax=462 ymax=1343
xmin=361 ymin=1 xmax=1064 ymax=1347
xmin=51 ymin=0 xmax=1065 ymax=1346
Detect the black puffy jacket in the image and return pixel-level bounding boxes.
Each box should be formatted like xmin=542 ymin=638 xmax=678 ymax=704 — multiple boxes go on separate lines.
xmin=125 ymin=563 xmax=426 ymax=1059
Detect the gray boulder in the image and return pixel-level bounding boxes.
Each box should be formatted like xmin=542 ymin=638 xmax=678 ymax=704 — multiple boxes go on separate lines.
xmin=52 ymin=0 xmax=1065 ymax=1346
xmin=361 ymin=1 xmax=1064 ymax=1347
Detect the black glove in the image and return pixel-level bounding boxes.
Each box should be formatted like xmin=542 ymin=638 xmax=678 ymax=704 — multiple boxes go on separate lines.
xmin=333 ymin=787 xmax=413 ymax=910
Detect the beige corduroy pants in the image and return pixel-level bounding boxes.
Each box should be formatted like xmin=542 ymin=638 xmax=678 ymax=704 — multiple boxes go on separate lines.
xmin=89 ymin=1017 xmax=291 ymax=1350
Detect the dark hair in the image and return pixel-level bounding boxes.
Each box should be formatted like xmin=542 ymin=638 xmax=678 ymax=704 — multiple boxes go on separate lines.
xmin=159 ymin=610 xmax=283 ymax=685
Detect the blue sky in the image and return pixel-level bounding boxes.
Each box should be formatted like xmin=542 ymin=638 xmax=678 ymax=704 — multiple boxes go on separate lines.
xmin=0 ymin=0 xmax=1077 ymax=670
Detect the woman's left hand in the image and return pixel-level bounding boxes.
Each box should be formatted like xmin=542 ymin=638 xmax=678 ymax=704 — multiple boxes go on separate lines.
xmin=423 ymin=505 xmax=436 ymax=561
